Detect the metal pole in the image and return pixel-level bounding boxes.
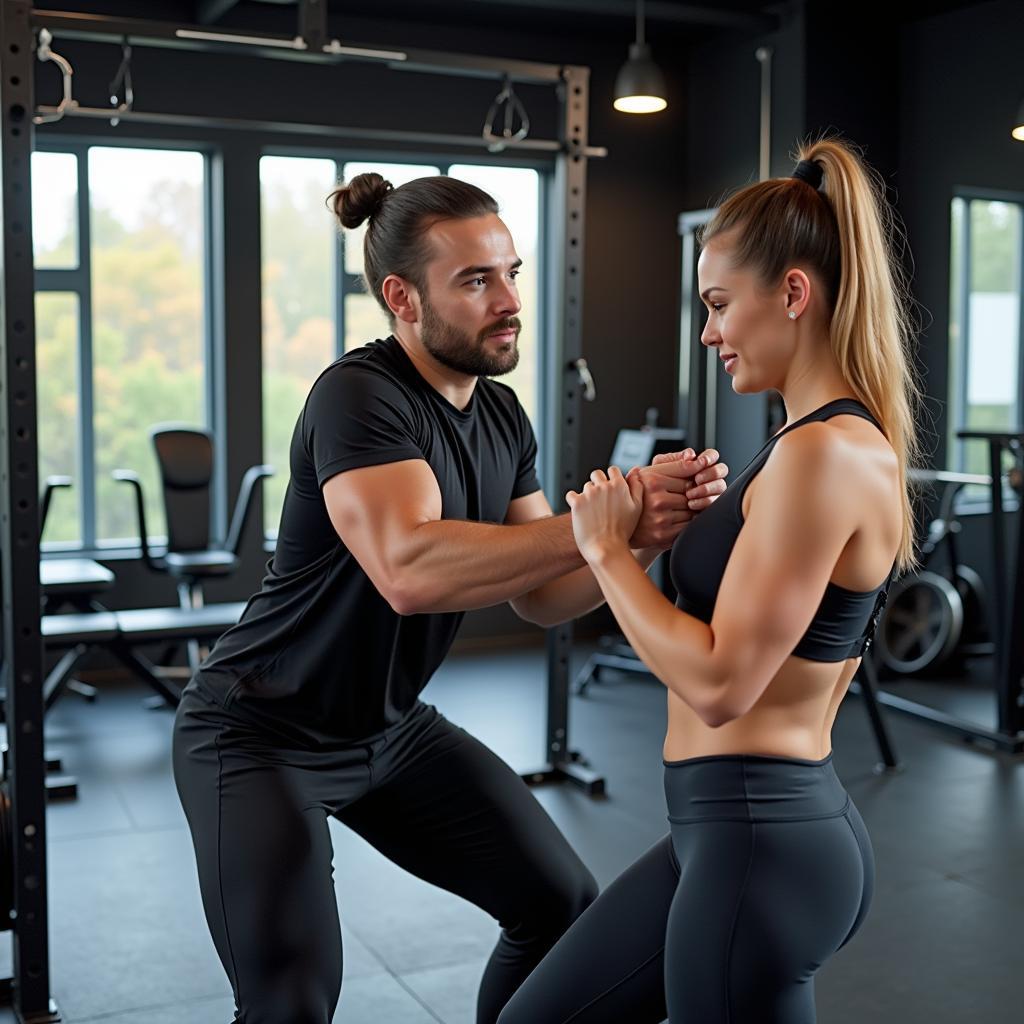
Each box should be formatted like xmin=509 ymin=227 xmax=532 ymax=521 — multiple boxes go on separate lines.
xmin=755 ymin=46 xmax=772 ymax=182
xmin=955 ymin=201 xmax=970 ymax=472
xmin=676 ymin=210 xmax=715 ymax=451
xmin=0 ymin=1 xmax=61 ymax=1019
xmin=525 ymin=64 xmax=603 ymax=796
xmin=1005 ymin=459 xmax=1024 ymax=736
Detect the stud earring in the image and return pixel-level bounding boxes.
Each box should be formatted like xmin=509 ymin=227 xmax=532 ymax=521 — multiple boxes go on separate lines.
xmin=788 ymin=311 xmax=797 ymax=320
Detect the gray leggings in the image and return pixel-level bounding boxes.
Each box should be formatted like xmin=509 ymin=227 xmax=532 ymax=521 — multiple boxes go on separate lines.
xmin=497 ymin=753 xmax=874 ymax=1024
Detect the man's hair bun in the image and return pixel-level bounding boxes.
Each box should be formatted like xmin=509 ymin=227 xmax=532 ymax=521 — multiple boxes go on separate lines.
xmin=328 ymin=172 xmax=393 ymax=229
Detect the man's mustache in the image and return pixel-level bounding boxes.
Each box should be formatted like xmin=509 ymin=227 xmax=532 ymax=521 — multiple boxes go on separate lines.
xmin=480 ymin=317 xmax=522 ymax=341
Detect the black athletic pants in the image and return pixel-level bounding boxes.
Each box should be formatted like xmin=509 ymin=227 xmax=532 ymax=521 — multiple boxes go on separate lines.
xmin=172 ymin=682 xmax=598 ymax=1024
xmin=497 ymin=753 xmax=874 ymax=1024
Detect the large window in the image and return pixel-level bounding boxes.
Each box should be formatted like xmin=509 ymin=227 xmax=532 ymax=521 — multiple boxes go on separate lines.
xmin=260 ymin=156 xmax=545 ymax=539
xmin=33 ymin=145 xmax=208 ymax=549
xmin=948 ymin=194 xmax=1024 ymax=476
xmin=34 ymin=146 xmax=546 ymax=552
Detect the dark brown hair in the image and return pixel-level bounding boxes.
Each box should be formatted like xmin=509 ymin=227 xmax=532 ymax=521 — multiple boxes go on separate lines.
xmin=700 ymin=136 xmax=924 ymax=571
xmin=328 ymin=173 xmax=498 ymax=323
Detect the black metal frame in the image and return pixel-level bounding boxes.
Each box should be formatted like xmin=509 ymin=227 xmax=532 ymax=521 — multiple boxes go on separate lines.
xmin=522 ymin=64 xmax=606 ymax=796
xmin=676 ymin=208 xmax=715 ymax=446
xmin=0 ymin=3 xmax=62 ymax=1017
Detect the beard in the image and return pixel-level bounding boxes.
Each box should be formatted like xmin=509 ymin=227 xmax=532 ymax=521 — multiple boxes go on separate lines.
xmin=420 ymin=298 xmax=521 ymax=378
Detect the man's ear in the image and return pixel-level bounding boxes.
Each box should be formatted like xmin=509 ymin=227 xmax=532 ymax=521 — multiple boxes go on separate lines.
xmin=382 ymin=274 xmax=420 ymax=324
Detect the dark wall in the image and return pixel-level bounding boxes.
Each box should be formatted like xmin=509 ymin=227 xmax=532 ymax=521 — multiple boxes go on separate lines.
xmin=895 ymin=0 xmax=1024 ymax=604
xmin=897 ymin=0 xmax=1024 ymax=467
xmin=682 ymin=1 xmax=806 ymax=213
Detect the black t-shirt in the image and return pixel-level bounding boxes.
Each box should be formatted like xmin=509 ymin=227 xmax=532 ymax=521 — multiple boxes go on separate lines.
xmin=195 ymin=335 xmax=540 ymax=746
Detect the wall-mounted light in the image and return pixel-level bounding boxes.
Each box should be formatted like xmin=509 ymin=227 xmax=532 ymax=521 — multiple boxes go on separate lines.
xmin=613 ymin=0 xmax=667 ymax=114
xmin=1013 ymin=95 xmax=1024 ymax=141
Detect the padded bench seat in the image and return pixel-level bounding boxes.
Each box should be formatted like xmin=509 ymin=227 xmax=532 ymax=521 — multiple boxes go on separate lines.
xmin=42 ymin=603 xmax=246 ymax=648
xmin=40 ymin=558 xmax=116 ymax=595
xmin=42 ymin=612 xmax=120 ymax=645
xmin=113 ymin=602 xmax=247 ymax=643
xmin=40 ymin=602 xmax=246 ymax=709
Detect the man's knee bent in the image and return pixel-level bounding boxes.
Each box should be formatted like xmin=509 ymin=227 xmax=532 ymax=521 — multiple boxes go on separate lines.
xmin=528 ymin=862 xmax=599 ymax=938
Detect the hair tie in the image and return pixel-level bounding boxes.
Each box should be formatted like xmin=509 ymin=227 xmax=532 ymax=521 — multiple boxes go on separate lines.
xmin=792 ymin=159 xmax=823 ymax=190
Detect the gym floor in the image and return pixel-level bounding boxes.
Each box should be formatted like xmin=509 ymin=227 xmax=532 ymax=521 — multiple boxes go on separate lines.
xmin=0 ymin=645 xmax=1018 ymax=1023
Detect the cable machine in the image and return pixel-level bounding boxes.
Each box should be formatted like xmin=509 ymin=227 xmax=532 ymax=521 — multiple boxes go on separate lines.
xmin=0 ymin=3 xmax=607 ymax=1018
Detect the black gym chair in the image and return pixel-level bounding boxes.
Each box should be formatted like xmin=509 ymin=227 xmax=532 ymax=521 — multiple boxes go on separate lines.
xmin=113 ymin=424 xmax=273 ymax=672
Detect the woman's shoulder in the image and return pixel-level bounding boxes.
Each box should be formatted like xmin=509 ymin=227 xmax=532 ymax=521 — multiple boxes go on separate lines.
xmin=777 ymin=412 xmax=896 ymax=466
xmin=765 ymin=417 xmax=901 ymax=561
xmin=766 ymin=417 xmax=896 ymax=508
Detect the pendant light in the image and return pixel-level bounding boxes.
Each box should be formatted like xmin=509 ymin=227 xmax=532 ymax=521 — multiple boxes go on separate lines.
xmin=1013 ymin=94 xmax=1024 ymax=141
xmin=613 ymin=0 xmax=667 ymax=114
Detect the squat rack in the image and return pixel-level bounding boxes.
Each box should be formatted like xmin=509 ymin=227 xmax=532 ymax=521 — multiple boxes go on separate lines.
xmin=0 ymin=2 xmax=605 ymax=1019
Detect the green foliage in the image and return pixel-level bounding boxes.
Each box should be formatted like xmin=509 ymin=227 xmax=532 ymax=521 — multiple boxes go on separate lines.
xmin=970 ymin=200 xmax=1020 ymax=293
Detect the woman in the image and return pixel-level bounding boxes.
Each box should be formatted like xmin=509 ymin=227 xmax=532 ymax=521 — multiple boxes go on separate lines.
xmin=496 ymin=137 xmax=922 ymax=1023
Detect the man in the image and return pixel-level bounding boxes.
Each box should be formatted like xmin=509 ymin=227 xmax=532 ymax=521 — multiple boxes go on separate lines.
xmin=173 ymin=172 xmax=727 ymax=1024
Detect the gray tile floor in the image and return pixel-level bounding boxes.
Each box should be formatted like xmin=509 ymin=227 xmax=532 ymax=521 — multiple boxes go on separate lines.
xmin=0 ymin=645 xmax=1020 ymax=1022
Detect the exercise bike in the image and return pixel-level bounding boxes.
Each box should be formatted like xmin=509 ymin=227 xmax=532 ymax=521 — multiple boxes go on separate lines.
xmin=876 ymin=469 xmax=992 ymax=675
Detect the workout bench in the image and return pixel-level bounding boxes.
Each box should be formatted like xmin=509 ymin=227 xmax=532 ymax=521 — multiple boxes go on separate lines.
xmin=41 ymin=602 xmax=246 ymax=710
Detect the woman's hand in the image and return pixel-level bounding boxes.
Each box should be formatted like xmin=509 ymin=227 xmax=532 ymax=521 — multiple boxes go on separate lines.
xmin=566 ymin=466 xmax=644 ymax=564
xmin=626 ymin=448 xmax=729 ymax=550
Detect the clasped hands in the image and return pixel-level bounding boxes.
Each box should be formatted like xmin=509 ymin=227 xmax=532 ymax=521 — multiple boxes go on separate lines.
xmin=566 ymin=449 xmax=729 ymax=565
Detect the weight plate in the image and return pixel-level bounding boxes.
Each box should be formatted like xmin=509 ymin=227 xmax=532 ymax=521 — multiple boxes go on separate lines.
xmin=878 ymin=570 xmax=963 ymax=675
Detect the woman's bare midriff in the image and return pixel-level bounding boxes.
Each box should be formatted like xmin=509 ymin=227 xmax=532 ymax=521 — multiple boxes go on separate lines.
xmin=662 ymin=654 xmax=861 ymax=763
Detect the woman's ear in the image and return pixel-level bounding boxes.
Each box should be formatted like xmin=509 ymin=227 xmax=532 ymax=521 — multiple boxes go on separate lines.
xmin=783 ymin=268 xmax=811 ymax=320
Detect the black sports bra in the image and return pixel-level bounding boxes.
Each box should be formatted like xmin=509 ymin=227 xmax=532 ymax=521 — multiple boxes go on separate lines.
xmin=669 ymin=398 xmax=895 ymax=662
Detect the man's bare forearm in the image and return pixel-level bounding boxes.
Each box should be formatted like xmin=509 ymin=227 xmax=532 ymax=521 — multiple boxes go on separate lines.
xmin=393 ymin=514 xmax=585 ymax=614
xmin=516 ymin=547 xmax=662 ymax=626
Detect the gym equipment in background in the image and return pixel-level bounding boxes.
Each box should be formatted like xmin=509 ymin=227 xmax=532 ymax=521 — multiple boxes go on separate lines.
xmin=877 ymin=469 xmax=992 ymax=675
xmin=857 ymin=430 xmax=1024 ymax=752
xmin=113 ymin=425 xmax=272 ymax=672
